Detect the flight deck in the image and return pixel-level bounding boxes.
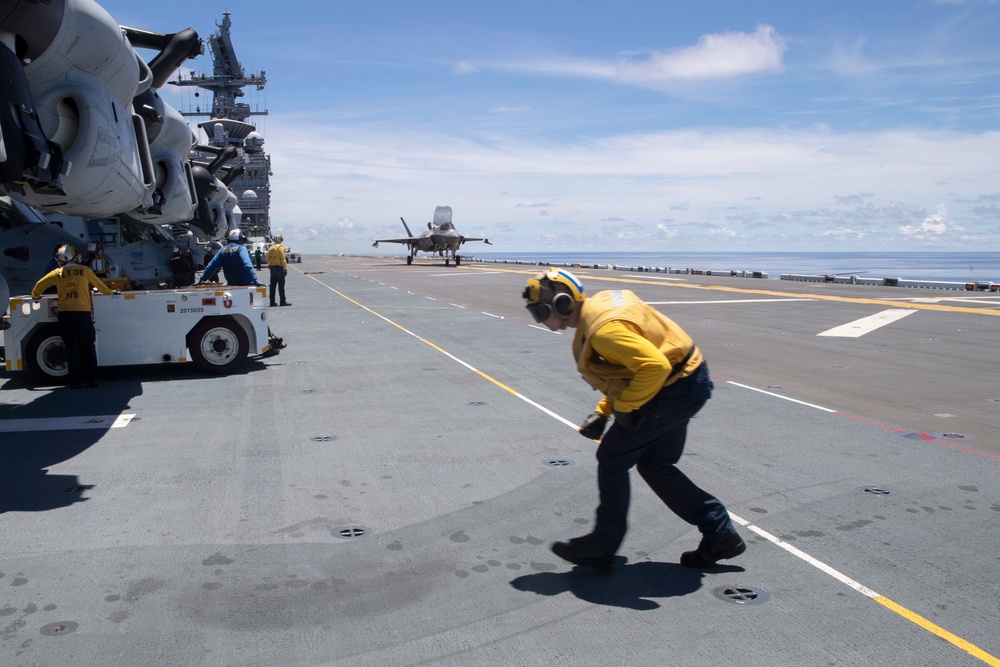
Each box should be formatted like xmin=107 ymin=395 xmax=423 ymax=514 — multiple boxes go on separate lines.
xmin=1 ymin=256 xmax=998 ymax=666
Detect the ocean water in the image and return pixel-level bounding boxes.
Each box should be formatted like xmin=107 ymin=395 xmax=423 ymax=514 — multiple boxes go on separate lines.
xmin=473 ymin=251 xmax=1000 ymax=284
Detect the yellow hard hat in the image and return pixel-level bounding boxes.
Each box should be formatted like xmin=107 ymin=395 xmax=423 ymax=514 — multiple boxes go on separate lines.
xmin=522 ymin=268 xmax=585 ymax=322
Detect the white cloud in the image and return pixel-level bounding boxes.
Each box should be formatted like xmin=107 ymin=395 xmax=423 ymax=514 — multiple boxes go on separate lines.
xmin=656 ymin=224 xmax=679 ymax=240
xmin=898 ymin=206 xmax=965 ymax=239
xmin=616 ymin=25 xmax=786 ymax=84
xmin=488 ymin=24 xmax=786 ymax=89
xmin=707 ymin=226 xmax=742 ymax=239
xmin=820 ymin=226 xmax=868 ymax=240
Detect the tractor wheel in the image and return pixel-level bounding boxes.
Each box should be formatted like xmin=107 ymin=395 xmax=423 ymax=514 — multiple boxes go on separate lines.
xmin=188 ymin=317 xmax=249 ymax=374
xmin=24 ymin=324 xmax=69 ymax=383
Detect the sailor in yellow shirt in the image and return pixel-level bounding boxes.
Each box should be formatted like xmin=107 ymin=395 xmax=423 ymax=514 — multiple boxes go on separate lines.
xmin=522 ymin=268 xmax=744 ymax=573
xmin=265 ymin=234 xmax=290 ymax=307
xmin=32 ymin=245 xmax=115 ymax=388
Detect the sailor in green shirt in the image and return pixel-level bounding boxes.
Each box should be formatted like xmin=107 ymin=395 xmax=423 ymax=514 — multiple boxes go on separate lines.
xmin=523 ymin=268 xmax=744 ymax=573
xmin=32 ymin=245 xmax=115 ymax=388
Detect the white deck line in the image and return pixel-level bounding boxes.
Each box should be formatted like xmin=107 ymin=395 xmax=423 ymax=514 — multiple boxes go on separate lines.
xmin=0 ymin=413 xmax=136 ymax=432
xmin=817 ymin=308 xmax=918 ymax=337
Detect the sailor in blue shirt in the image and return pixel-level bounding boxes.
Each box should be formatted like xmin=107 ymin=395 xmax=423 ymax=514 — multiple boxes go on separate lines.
xmin=198 ymin=229 xmax=262 ymax=286
xmin=196 ymin=228 xmax=287 ymax=355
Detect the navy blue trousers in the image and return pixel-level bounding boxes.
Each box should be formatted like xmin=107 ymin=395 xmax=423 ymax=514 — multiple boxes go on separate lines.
xmin=269 ymin=266 xmax=286 ymax=305
xmin=590 ymin=362 xmax=735 ymax=554
xmin=57 ymin=310 xmax=98 ymax=386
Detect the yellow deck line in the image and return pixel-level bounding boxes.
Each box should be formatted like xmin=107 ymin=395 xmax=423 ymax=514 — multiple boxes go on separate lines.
xmin=472 ymin=266 xmax=1000 ymax=316
xmin=873 ymin=596 xmax=1000 ymax=666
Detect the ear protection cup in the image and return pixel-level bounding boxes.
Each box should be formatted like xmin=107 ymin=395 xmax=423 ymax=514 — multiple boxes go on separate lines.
xmin=552 ymin=291 xmax=574 ymax=317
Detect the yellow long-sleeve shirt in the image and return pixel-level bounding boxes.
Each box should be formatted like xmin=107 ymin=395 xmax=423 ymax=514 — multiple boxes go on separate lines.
xmin=589 ymin=320 xmax=672 ymax=416
xmin=32 ymin=264 xmax=113 ymax=311
xmin=266 ymin=244 xmax=287 ymax=269
xmin=573 ymin=289 xmax=701 ymax=417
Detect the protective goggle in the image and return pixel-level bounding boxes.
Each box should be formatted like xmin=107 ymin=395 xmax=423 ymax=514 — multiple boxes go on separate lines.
xmin=522 ymin=281 xmax=551 ymax=323
xmin=525 ymin=301 xmax=552 ymax=323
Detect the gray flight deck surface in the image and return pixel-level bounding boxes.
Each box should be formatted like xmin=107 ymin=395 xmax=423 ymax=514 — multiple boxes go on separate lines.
xmin=2 ymin=256 xmax=998 ymax=666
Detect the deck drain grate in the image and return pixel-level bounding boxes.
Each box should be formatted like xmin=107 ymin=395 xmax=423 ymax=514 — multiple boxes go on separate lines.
xmin=857 ymin=486 xmax=898 ymax=496
xmin=310 ymin=435 xmax=338 ymax=442
xmin=40 ymin=621 xmax=78 ymax=636
xmin=713 ymin=585 xmax=769 ymax=605
xmin=931 ymin=432 xmax=972 ymax=441
xmin=331 ymin=525 xmax=372 ymax=539
xmin=542 ymin=458 xmax=576 ymax=468
xmin=466 ymin=401 xmax=488 ymax=406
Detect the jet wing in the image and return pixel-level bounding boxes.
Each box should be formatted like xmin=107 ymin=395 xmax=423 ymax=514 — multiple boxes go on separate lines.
xmin=372 ymin=237 xmax=420 ymax=248
xmin=459 ymin=237 xmax=492 ymax=245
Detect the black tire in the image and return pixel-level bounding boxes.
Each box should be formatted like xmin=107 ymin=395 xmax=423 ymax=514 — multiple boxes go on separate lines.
xmin=24 ymin=324 xmax=69 ymax=384
xmin=187 ymin=317 xmax=249 ymax=374
xmin=406 ymin=255 xmax=413 ymax=265
xmin=455 ymin=255 xmax=461 ymax=266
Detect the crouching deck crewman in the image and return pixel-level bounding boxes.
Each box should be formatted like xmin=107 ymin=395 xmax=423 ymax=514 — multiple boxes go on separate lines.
xmin=522 ymin=268 xmax=745 ymax=573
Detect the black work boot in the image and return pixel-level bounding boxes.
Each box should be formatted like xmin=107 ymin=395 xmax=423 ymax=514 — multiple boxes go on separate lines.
xmin=550 ymin=536 xmax=614 ymax=574
xmin=680 ymin=532 xmax=746 ymax=568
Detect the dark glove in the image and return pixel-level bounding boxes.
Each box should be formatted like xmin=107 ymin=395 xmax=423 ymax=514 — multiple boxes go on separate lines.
xmin=613 ymin=409 xmax=640 ymax=431
xmin=578 ymin=412 xmax=608 ymax=440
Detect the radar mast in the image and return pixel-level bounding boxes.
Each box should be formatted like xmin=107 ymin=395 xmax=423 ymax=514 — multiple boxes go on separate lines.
xmin=171 ymin=13 xmax=272 ymax=237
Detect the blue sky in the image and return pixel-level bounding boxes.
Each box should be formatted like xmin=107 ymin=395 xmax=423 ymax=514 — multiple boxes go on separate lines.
xmin=101 ymin=0 xmax=1000 ymax=254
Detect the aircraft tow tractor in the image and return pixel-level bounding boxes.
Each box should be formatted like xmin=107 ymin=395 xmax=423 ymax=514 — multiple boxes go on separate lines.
xmin=3 ymin=286 xmax=272 ymax=383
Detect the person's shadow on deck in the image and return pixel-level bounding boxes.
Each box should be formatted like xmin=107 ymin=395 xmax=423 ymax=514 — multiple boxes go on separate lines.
xmin=510 ymin=558 xmax=744 ymax=610
xmin=0 ymin=377 xmax=141 ymax=513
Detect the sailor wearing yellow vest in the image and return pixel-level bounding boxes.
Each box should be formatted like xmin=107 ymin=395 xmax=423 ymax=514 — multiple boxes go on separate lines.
xmin=522 ymin=268 xmax=744 ymax=573
xmin=266 ymin=234 xmax=291 ymax=307
xmin=32 ymin=245 xmax=115 ymax=388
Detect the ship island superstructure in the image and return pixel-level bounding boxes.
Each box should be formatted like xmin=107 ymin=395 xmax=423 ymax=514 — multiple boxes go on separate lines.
xmin=170 ymin=12 xmax=272 ymax=238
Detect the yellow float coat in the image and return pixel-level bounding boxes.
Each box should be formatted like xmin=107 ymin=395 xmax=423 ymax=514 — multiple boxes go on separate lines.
xmin=572 ymin=289 xmax=702 ymax=416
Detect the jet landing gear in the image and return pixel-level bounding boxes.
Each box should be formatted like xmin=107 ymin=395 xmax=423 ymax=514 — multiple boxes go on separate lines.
xmin=406 ymin=254 xmax=414 ymax=265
